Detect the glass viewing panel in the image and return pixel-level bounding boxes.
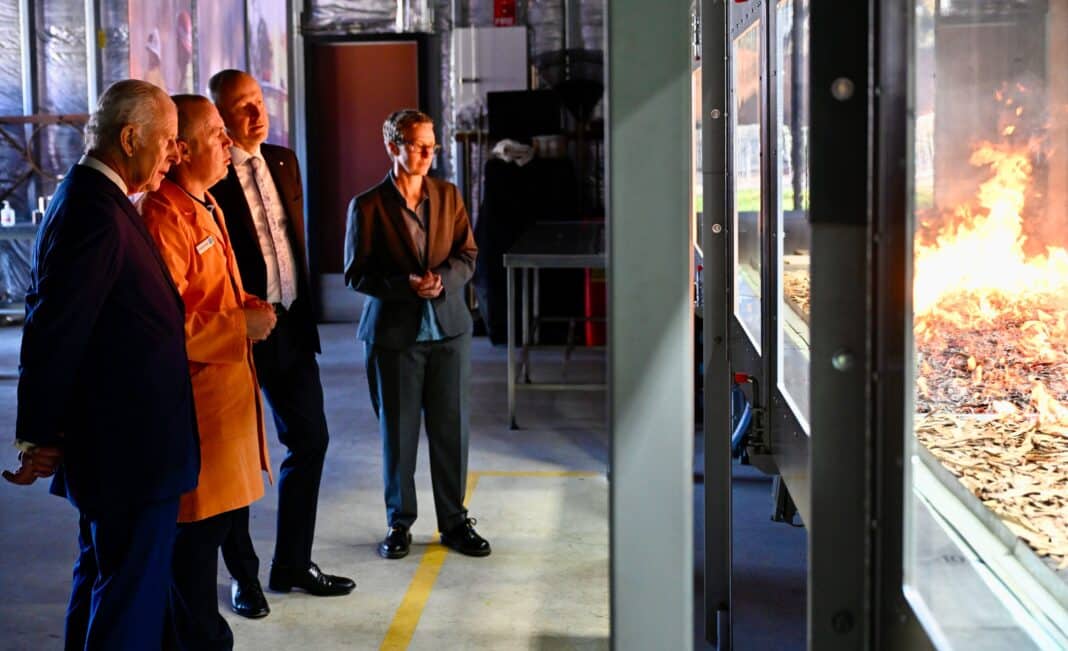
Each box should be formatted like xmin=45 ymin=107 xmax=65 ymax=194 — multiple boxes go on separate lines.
xmin=775 ymin=0 xmax=810 ymax=429
xmin=906 ymin=1 xmax=1068 ymax=647
xmin=732 ymin=21 xmax=762 ymax=351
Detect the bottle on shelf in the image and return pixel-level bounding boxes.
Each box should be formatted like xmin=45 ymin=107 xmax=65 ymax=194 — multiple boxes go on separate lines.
xmin=0 ymin=200 xmax=15 ymax=227
xmin=31 ymin=196 xmax=45 ymax=225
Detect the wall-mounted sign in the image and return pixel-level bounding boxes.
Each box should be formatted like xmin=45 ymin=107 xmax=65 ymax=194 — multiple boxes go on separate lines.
xmin=494 ymin=0 xmax=516 ymax=26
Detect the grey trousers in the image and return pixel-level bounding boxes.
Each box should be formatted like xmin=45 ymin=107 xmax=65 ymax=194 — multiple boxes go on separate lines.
xmin=365 ymin=333 xmax=471 ymax=532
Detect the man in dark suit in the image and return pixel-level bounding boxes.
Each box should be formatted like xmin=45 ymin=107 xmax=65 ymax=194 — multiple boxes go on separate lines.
xmin=207 ymin=70 xmax=353 ymax=617
xmin=344 ymin=109 xmax=489 ymax=560
xmin=4 ymin=79 xmax=200 ymax=649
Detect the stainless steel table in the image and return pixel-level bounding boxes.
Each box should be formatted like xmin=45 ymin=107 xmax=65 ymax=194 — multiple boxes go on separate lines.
xmin=502 ymin=221 xmax=606 ymax=429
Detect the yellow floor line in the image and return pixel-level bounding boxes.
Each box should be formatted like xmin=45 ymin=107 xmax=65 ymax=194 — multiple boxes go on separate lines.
xmin=474 ymin=470 xmax=602 ymax=478
xmin=378 ymin=469 xmax=602 ymax=650
xmin=378 ymin=544 xmax=449 ymax=651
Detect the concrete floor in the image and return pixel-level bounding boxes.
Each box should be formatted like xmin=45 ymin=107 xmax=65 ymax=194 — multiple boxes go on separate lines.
xmin=0 ymin=323 xmax=610 ymax=650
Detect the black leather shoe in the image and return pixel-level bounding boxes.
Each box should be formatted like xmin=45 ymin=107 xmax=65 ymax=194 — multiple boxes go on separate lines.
xmin=231 ymin=579 xmax=270 ymax=619
xmin=378 ymin=525 xmax=412 ymax=559
xmin=267 ymin=562 xmax=355 ymax=596
xmin=440 ymin=518 xmax=491 ymax=557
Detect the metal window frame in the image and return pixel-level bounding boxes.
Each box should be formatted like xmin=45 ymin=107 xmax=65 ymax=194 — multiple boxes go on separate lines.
xmin=807 ymin=0 xmax=935 ymax=648
xmin=706 ymin=0 xmax=939 ymax=647
xmin=702 ymin=1 xmax=732 ymax=647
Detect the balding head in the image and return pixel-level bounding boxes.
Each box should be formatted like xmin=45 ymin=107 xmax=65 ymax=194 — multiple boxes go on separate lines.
xmin=209 ymin=70 xmax=268 ymax=153
xmin=168 ymin=94 xmax=233 ymax=196
xmin=172 ymin=94 xmax=214 ymax=141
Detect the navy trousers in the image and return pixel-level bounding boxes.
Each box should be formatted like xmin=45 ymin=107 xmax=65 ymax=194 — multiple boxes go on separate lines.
xmin=169 ymin=509 xmax=246 ymax=650
xmin=64 ymin=497 xmax=179 ymax=651
xmin=222 ymin=307 xmax=329 ymax=581
xmin=365 ymin=333 xmax=471 ymax=532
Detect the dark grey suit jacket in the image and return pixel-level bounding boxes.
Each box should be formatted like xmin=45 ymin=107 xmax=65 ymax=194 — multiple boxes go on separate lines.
xmin=209 ymin=143 xmax=320 ymax=355
xmin=344 ymin=174 xmax=477 ymax=350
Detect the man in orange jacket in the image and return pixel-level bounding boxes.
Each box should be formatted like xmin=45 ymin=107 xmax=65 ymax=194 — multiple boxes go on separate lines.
xmin=140 ymin=94 xmax=276 ymax=650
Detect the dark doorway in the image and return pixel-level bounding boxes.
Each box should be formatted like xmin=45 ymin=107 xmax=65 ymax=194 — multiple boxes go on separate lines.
xmin=305 ymin=34 xmax=440 ymax=319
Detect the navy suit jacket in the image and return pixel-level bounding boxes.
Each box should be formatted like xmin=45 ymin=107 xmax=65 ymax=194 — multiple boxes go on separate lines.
xmin=209 ymin=144 xmax=320 ymax=356
xmin=16 ymin=164 xmax=200 ymax=515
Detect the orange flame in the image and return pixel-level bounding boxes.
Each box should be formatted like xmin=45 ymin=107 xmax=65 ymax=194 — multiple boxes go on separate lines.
xmin=914 ymin=126 xmax=1068 ymax=424
xmin=914 ymin=142 xmax=1068 ymax=316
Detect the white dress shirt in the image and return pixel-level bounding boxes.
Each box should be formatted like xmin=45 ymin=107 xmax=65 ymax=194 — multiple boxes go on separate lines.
xmin=230 ymin=145 xmax=297 ymax=305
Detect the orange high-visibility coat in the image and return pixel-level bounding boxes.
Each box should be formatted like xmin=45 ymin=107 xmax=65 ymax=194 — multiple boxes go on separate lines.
xmin=140 ymin=179 xmax=272 ymax=523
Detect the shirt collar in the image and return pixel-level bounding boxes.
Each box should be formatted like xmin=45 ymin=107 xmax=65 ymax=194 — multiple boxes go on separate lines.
xmin=230 ymin=145 xmax=262 ymax=167
xmin=388 ymin=170 xmax=428 ymax=206
xmin=78 ymin=155 xmax=128 ymax=195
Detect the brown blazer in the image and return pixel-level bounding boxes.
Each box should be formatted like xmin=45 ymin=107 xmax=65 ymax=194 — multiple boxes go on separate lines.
xmin=344 ymin=174 xmax=477 ymax=350
xmin=140 ymin=179 xmax=272 ymax=523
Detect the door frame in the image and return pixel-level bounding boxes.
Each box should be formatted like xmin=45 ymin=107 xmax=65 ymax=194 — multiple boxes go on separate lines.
xmin=301 ymin=32 xmax=442 ymax=319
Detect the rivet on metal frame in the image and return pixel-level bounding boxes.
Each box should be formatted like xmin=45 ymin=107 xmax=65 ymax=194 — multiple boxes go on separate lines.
xmin=831 ymin=77 xmax=855 ymax=101
xmin=831 ymin=349 xmax=855 ymax=372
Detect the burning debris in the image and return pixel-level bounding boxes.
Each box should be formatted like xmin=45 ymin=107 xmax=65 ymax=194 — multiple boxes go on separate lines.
xmin=783 ymin=265 xmax=810 ymax=323
xmin=914 ymin=92 xmax=1068 ymax=568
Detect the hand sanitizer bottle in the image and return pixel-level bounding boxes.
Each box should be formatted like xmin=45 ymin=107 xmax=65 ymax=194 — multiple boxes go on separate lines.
xmin=0 ymin=200 xmax=15 ymax=227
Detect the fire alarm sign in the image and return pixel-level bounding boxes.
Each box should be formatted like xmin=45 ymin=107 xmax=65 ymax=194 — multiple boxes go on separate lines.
xmin=494 ymin=0 xmax=516 ymax=26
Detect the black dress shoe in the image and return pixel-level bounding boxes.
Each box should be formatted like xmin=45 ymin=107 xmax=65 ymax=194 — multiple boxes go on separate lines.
xmin=378 ymin=525 xmax=412 ymax=559
xmin=440 ymin=518 xmax=491 ymax=557
xmin=231 ymin=579 xmax=270 ymax=619
xmin=267 ymin=562 xmax=355 ymax=596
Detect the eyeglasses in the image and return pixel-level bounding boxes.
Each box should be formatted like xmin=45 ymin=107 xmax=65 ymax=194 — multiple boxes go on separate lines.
xmin=402 ymin=141 xmax=442 ymax=155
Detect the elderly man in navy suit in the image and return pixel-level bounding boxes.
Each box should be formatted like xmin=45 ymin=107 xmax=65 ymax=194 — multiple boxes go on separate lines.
xmin=4 ymin=79 xmax=200 ymax=650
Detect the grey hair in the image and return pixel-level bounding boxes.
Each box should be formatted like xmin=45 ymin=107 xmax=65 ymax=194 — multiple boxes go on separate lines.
xmin=382 ymin=109 xmax=433 ymax=145
xmin=83 ymin=79 xmax=170 ymax=153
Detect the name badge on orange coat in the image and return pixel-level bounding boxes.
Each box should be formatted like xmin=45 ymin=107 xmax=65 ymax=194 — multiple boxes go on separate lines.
xmin=195 ymin=235 xmax=216 ymax=255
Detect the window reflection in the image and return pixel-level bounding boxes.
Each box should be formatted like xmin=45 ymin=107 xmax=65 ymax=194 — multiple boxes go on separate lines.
xmin=733 ymin=21 xmax=762 ymax=351
xmin=776 ymin=0 xmax=810 ymax=428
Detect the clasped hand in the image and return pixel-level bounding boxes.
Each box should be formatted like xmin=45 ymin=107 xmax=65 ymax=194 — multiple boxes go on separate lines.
xmin=243 ymin=303 xmax=278 ymax=342
xmin=409 ymin=271 xmax=443 ymax=299
xmin=2 ymin=445 xmax=62 ymax=485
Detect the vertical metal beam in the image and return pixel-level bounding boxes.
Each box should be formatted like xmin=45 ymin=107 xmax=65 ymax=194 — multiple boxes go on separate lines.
xmin=702 ymin=0 xmax=732 ymax=648
xmin=807 ymin=0 xmax=871 ymax=649
xmin=608 ymin=1 xmax=693 ymax=650
xmin=291 ymin=0 xmax=308 ymax=170
xmin=873 ymin=1 xmax=935 ymax=647
xmin=19 ymin=0 xmax=38 ymax=205
xmin=19 ymin=0 xmax=36 ymax=115
xmin=85 ymin=0 xmax=99 ymax=105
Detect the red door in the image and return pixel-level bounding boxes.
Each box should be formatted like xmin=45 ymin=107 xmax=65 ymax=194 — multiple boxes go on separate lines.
xmin=308 ymin=41 xmax=420 ymax=275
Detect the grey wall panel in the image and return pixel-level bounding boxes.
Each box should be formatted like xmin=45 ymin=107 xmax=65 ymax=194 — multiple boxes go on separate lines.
xmin=0 ymin=0 xmax=21 ymax=113
xmin=36 ymin=0 xmax=87 ymax=191
xmin=608 ymin=0 xmax=693 ymax=649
